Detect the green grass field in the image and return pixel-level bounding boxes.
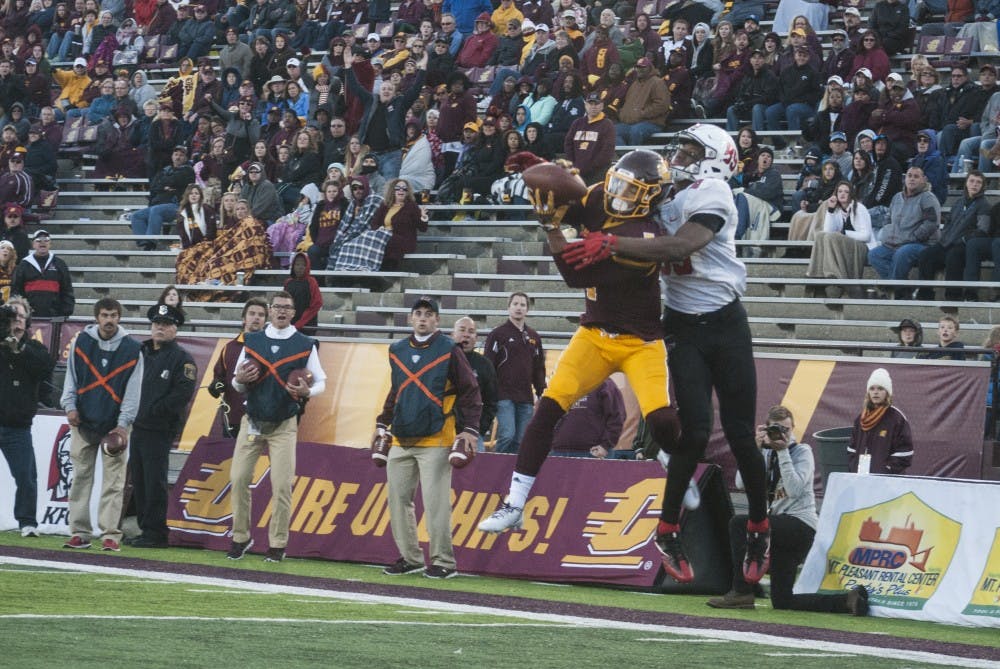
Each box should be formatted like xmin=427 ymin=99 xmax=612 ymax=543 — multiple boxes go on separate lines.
xmin=1 ymin=532 xmax=997 ymax=669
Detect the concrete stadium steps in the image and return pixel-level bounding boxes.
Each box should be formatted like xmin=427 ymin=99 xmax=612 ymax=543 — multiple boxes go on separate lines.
xmin=427 ymin=219 xmax=543 ymax=242
xmin=71 ymin=282 xmax=368 ymax=311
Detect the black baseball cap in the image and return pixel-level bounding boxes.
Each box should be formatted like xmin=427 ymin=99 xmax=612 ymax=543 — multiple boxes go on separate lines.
xmin=411 ymin=296 xmax=439 ymax=313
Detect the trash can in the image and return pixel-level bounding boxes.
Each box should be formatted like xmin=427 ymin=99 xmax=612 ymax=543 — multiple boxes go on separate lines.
xmin=811 ymin=426 xmax=853 ymax=493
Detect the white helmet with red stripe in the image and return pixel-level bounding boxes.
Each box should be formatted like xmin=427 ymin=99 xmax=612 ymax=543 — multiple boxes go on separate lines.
xmin=669 ymin=123 xmax=738 ymax=183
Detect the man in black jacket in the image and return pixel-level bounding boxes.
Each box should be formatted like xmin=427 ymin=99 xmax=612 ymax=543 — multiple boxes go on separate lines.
xmin=343 ymin=49 xmax=427 ymax=180
xmin=764 ymin=47 xmax=821 ymax=135
xmin=864 ymin=135 xmax=903 ymax=234
xmin=125 ymin=305 xmax=196 ymax=548
xmin=869 ymin=0 xmax=910 ymax=57
xmin=129 ymin=146 xmax=195 ymax=250
xmin=939 ymin=66 xmax=998 ymax=160
xmin=11 ymin=230 xmax=75 ymax=318
xmin=452 ymin=316 xmax=497 ymax=452
xmin=0 ymin=296 xmax=56 ymax=538
xmin=727 ymin=49 xmax=779 ymax=131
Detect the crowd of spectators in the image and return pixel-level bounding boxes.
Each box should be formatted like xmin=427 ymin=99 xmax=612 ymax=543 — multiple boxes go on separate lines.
xmin=0 ymin=0 xmax=998 ymax=301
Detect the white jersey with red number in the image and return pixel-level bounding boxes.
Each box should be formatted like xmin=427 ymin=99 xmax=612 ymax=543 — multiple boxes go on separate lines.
xmin=656 ymin=178 xmax=746 ymax=314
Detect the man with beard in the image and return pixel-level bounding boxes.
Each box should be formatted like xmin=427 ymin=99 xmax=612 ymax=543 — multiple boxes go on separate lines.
xmin=210 ymin=297 xmax=269 ymax=439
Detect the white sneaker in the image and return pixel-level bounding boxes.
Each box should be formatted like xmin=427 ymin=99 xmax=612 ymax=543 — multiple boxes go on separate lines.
xmin=656 ymin=451 xmax=701 ymax=510
xmin=477 ymin=502 xmax=523 ymax=533
xmin=20 ymin=526 xmax=39 ymax=537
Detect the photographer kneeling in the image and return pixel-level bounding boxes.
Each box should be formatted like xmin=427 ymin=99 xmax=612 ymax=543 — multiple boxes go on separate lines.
xmin=708 ymin=405 xmax=869 ymax=615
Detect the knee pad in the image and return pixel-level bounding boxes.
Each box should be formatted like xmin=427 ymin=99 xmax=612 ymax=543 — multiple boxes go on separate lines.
xmin=646 ymin=406 xmax=681 ymax=456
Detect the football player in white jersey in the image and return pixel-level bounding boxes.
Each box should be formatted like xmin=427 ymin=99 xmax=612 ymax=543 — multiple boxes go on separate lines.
xmin=562 ymin=124 xmax=771 ymax=586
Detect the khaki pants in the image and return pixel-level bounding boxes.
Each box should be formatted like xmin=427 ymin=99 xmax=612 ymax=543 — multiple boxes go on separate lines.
xmin=229 ymin=415 xmax=298 ymax=549
xmin=68 ymin=427 xmax=129 ymax=542
xmin=386 ymin=446 xmax=454 ymax=569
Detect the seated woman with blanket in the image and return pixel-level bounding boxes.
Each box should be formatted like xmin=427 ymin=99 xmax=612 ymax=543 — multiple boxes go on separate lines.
xmin=332 ymin=179 xmax=427 ymax=271
xmin=175 ymin=198 xmax=272 ymax=300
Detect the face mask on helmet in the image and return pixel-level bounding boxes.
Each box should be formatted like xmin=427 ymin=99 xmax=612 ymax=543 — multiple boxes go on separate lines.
xmin=668 ymin=125 xmax=738 ymax=183
xmin=603 ymin=150 xmax=668 ymax=219
xmin=605 ymin=168 xmax=661 ymax=218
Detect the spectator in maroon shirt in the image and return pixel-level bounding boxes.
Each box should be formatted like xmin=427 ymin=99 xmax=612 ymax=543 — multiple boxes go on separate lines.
xmin=484 ymin=291 xmax=547 ymax=454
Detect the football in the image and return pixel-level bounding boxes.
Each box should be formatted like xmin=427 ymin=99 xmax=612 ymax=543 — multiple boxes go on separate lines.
xmin=240 ymin=359 xmax=262 ymax=384
xmin=448 ymin=438 xmax=475 ymax=469
xmin=371 ymin=430 xmax=392 ymax=468
xmin=286 ymin=368 xmax=314 ymax=388
xmin=100 ymin=430 xmax=128 ymax=457
xmin=522 ymin=163 xmax=587 ymax=205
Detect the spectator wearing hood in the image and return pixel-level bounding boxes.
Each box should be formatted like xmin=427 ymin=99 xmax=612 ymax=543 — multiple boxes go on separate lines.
xmin=240 ymin=161 xmax=284 ymax=223
xmin=442 ymin=0 xmax=493 ymax=35
xmin=306 ymin=179 xmax=347 ymax=269
xmin=5 ymin=103 xmax=30 ymax=143
xmin=890 ymin=318 xmax=924 ymax=358
xmin=399 ymin=121 xmax=435 ymax=193
xmin=24 ymin=124 xmax=58 ymax=190
xmin=864 ymin=134 xmax=902 ymax=234
xmin=283 ymin=251 xmax=322 ymax=334
xmin=909 ymin=129 xmax=946 ymax=204
xmin=456 ymin=13 xmax=499 ymax=68
xmin=324 ymin=173 xmax=384 ymax=268
xmin=823 ymin=30 xmax=854 ymax=83
xmin=917 ymin=170 xmax=991 ymax=300
xmin=129 ymin=71 xmax=157 ymax=111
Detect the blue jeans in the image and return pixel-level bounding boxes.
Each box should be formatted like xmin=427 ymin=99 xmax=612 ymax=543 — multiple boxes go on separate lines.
xmin=964 ymin=236 xmax=1000 ymax=282
xmin=48 ymin=31 xmax=75 ymax=61
xmin=764 ymin=102 xmax=814 ymax=131
xmin=726 ymin=103 xmax=768 ymax=132
xmin=130 ymin=203 xmax=178 ymax=237
xmin=0 ymin=426 xmax=37 ymax=529
xmin=494 ymin=400 xmax=533 ymax=454
xmin=615 ymin=121 xmax=661 ymax=146
xmin=374 ymin=149 xmax=402 ymax=181
xmin=939 ymin=122 xmax=978 ymax=159
xmin=952 ymin=135 xmax=983 ymax=173
xmin=979 ymin=138 xmax=998 ymax=171
xmin=868 ymin=242 xmax=926 ymax=280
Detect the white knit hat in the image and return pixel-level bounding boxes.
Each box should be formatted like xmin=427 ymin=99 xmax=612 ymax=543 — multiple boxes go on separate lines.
xmin=866 ymin=368 xmax=893 ymax=395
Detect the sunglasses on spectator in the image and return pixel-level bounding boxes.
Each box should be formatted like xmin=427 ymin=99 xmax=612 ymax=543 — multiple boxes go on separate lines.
xmin=394 ymin=185 xmax=408 ymax=191
xmin=248 ymin=168 xmax=262 ymax=173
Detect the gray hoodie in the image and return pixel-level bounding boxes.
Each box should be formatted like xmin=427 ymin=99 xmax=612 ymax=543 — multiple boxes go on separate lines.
xmin=882 ymin=183 xmax=941 ymax=248
xmin=60 ymin=323 xmax=143 ymax=429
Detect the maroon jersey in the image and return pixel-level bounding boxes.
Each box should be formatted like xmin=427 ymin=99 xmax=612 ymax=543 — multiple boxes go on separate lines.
xmin=553 ymin=184 xmax=663 ymax=341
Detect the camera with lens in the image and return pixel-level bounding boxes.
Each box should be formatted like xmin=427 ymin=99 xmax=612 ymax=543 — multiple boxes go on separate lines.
xmin=0 ymin=303 xmax=17 ymax=342
xmin=766 ymin=423 xmax=789 ymax=442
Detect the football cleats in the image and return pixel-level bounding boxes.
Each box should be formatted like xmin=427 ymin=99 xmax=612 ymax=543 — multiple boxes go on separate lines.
xmin=668 ymin=123 xmax=738 ymax=183
xmin=604 ymin=149 xmax=670 ymax=219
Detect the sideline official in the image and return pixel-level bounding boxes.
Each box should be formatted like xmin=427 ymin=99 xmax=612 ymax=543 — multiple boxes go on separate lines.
xmin=126 ymin=305 xmax=197 ymax=548
xmin=0 ymin=296 xmax=55 ymax=537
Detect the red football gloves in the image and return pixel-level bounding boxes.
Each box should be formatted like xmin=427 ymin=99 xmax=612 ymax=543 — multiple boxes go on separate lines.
xmin=561 ymin=231 xmax=618 ymax=269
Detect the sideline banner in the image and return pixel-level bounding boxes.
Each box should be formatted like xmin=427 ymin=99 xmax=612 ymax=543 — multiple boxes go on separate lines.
xmin=167 ymin=438 xmax=723 ymax=589
xmin=0 ymin=415 xmax=103 ymax=534
xmin=796 ymin=472 xmax=1000 ymax=628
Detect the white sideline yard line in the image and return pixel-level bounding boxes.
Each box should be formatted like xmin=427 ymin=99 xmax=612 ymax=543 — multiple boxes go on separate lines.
xmin=636 ymin=638 xmax=729 ymax=643
xmin=764 ymin=653 xmax=858 ymax=657
xmin=0 ymin=556 xmax=996 ymax=669
xmin=0 ymin=615 xmax=568 ymax=628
